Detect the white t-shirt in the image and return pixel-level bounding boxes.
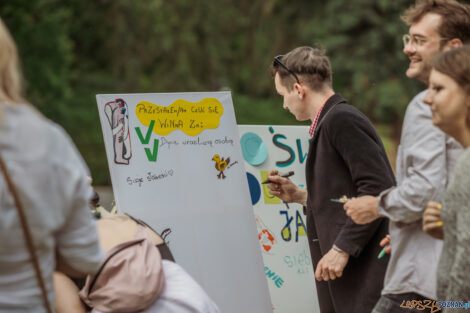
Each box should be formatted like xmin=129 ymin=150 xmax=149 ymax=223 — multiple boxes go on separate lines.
xmin=93 ymin=260 xmax=221 ymax=313
xmin=0 ymin=103 xmax=102 ymax=312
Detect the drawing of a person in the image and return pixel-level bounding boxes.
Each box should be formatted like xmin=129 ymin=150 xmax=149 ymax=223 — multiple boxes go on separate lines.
xmin=104 ymin=98 xmax=132 ymax=164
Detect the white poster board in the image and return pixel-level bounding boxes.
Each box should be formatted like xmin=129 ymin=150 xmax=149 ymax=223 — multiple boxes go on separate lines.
xmin=96 ymin=92 xmax=272 ymax=313
xmin=238 ymin=125 xmax=320 ymax=313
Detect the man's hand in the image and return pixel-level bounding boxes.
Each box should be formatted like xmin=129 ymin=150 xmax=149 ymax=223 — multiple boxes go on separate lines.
xmin=266 ymin=170 xmax=307 ymax=206
xmin=344 ymin=195 xmax=380 ymax=224
xmin=315 ymin=248 xmax=349 ymax=281
xmin=423 ymin=201 xmax=444 ymax=240
xmin=380 ymin=234 xmax=391 ymax=254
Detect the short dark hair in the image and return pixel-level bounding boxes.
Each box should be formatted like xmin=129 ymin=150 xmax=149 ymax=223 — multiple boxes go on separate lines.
xmin=402 ymin=0 xmax=470 ymax=45
xmin=270 ymin=46 xmax=332 ymax=91
xmin=432 ymin=45 xmax=470 ymax=93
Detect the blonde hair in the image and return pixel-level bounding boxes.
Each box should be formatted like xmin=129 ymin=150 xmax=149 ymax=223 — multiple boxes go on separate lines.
xmin=0 ymin=17 xmax=25 ymax=104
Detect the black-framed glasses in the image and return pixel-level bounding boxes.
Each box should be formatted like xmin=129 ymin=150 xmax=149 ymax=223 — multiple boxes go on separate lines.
xmin=273 ymin=54 xmax=300 ymax=84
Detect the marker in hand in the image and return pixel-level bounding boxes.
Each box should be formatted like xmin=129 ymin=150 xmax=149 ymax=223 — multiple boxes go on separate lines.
xmin=378 ymin=246 xmax=390 ymax=259
xmin=262 ymin=171 xmax=295 ymax=184
xmin=378 ymin=234 xmax=391 ymax=259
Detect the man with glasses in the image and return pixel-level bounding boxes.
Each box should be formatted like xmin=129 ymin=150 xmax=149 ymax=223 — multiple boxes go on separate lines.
xmin=267 ymin=46 xmax=395 ymax=313
xmin=344 ymin=0 xmax=469 ymax=312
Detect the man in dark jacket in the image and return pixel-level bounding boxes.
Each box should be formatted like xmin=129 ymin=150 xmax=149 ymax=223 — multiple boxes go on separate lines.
xmin=267 ymin=46 xmax=395 ymax=313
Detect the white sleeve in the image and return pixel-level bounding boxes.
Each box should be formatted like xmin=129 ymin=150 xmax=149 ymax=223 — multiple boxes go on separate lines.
xmin=54 ymin=131 xmax=102 ymax=274
xmin=377 ymin=96 xmax=448 ymax=224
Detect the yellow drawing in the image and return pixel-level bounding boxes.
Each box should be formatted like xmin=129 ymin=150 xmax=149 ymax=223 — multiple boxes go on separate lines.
xmin=212 ymin=154 xmax=230 ymax=179
xmin=135 ymin=98 xmax=224 ymax=136
xmin=260 ymin=170 xmax=281 ymax=204
xmin=297 ymin=214 xmax=307 ymax=237
xmin=281 ymin=225 xmax=292 ymax=241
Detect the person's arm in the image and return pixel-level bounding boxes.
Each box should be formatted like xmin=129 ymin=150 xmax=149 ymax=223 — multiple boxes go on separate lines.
xmin=446 ymin=177 xmax=470 ymax=300
xmin=266 ymin=170 xmax=308 ymax=206
xmin=377 ymin=98 xmax=448 ymax=224
xmin=53 ymin=272 xmax=87 ymax=313
xmin=422 ymin=201 xmax=443 ymax=240
xmin=112 ymin=120 xmax=124 ymax=136
xmin=55 ymin=168 xmax=102 ymax=277
xmin=55 ymin=253 xmax=89 ymax=278
xmin=52 ymin=131 xmax=103 ymax=277
xmin=327 ymin=109 xmax=394 ymax=257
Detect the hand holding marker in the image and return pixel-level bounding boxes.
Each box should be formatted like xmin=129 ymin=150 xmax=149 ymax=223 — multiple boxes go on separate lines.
xmin=262 ymin=171 xmax=295 ymax=209
xmin=378 ymin=247 xmax=388 ymax=259
xmin=378 ymin=235 xmax=391 ymax=259
xmin=262 ymin=171 xmax=295 ymax=184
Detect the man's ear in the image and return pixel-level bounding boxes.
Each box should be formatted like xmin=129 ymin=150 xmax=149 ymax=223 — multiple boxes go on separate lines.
xmin=443 ymin=38 xmax=463 ymax=51
xmin=294 ymin=83 xmax=305 ymax=99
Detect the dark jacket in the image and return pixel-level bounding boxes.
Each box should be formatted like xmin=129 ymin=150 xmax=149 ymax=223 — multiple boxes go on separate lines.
xmin=305 ymin=94 xmax=395 ymax=313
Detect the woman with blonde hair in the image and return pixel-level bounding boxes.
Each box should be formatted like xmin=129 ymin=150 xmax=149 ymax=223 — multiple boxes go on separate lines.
xmin=0 ymin=17 xmax=102 ymax=313
xmin=0 ymin=18 xmax=25 ymax=104
xmin=423 ymin=45 xmax=470 ymax=310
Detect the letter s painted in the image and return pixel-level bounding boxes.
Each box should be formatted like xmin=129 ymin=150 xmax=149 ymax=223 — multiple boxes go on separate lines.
xmin=273 ymin=134 xmax=295 ymax=167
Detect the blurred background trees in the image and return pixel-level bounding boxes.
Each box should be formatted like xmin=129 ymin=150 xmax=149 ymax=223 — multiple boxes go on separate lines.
xmin=0 ymin=0 xmax=423 ymax=184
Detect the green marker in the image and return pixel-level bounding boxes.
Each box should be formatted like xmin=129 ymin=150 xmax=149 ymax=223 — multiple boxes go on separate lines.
xmin=378 ymin=246 xmax=389 ymax=259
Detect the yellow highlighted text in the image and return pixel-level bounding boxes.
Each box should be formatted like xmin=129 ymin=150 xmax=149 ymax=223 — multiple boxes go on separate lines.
xmin=135 ymin=98 xmax=224 ymax=136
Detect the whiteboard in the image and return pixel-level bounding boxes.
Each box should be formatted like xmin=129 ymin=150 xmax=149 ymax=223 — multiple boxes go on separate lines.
xmin=96 ymin=92 xmax=272 ymax=313
xmin=239 ymin=125 xmax=320 ymax=313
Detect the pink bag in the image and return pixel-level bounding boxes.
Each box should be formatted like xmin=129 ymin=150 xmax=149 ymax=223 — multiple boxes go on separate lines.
xmin=79 ymin=224 xmax=165 ymax=312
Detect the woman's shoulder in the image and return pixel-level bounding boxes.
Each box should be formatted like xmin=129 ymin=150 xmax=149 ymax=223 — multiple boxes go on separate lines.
xmin=1 ymin=103 xmax=89 ymax=175
xmin=2 ymin=103 xmax=63 ymax=141
xmin=454 ymin=148 xmax=470 ymax=179
xmin=446 ymin=148 xmax=470 ymax=201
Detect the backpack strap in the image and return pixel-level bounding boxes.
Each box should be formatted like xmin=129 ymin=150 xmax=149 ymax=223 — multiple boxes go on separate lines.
xmin=157 ymin=242 xmax=175 ymax=262
xmin=0 ymin=156 xmax=53 ymax=313
xmin=125 ymin=213 xmax=175 ymax=262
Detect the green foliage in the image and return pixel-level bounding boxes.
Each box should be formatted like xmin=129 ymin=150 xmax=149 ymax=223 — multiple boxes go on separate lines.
xmin=0 ymin=0 xmax=421 ymax=184
xmin=301 ymin=0 xmax=423 ymax=123
xmin=1 ymin=0 xmax=73 ymax=118
xmin=233 ymin=93 xmax=308 ymax=126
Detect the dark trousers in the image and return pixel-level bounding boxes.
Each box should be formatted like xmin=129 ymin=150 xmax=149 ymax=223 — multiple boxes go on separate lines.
xmin=372 ymin=293 xmax=440 ymax=313
xmin=306 ymin=211 xmax=336 ymax=313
